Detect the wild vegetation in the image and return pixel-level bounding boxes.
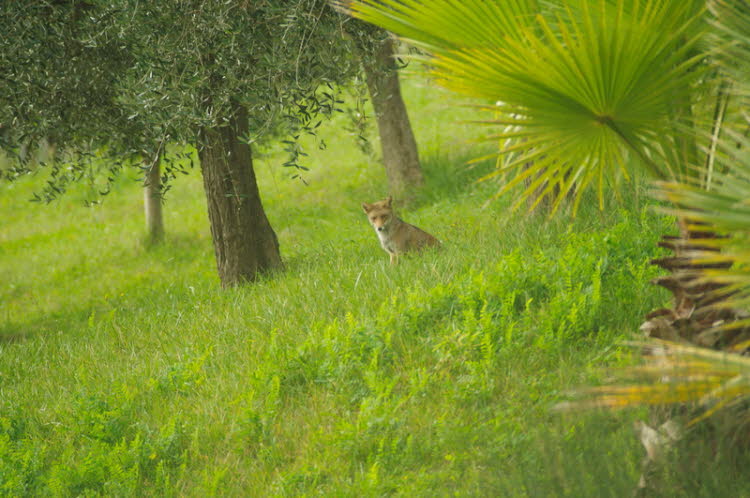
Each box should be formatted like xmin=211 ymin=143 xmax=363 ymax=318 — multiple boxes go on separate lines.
xmin=0 ymin=0 xmax=422 ymax=286
xmin=3 ymin=75 xmax=749 ymax=496
xmin=344 ymin=0 xmax=750 ymax=493
xmin=4 ymin=0 xmax=750 ymax=495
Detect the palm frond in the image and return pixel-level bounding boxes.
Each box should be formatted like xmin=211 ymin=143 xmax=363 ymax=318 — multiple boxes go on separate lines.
xmin=567 ymin=2 xmax=750 ymax=425
xmin=340 ymin=0 xmax=709 ymax=213
xmin=653 ymin=129 xmax=750 ymax=318
xmin=709 ymin=0 xmax=750 ymax=88
xmin=557 ymin=340 xmax=750 ymax=428
xmin=333 ymin=0 xmax=540 ymax=53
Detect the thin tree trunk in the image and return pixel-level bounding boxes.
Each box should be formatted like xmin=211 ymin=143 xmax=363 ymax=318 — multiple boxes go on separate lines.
xmin=143 ymin=153 xmax=164 ymax=244
xmin=40 ymin=136 xmax=56 ymax=164
xmin=361 ymin=37 xmax=423 ymax=198
xmin=198 ymin=104 xmax=282 ymax=287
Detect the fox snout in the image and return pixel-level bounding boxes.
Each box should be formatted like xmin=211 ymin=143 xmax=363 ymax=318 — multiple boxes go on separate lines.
xmin=371 ymin=218 xmax=390 ymax=232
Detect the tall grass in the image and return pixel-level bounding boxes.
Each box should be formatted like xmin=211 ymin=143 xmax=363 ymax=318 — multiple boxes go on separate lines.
xmin=0 ymin=74 xmax=740 ymax=496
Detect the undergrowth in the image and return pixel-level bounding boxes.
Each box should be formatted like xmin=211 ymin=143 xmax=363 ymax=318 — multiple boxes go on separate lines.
xmin=2 ymin=74 xmax=741 ymax=496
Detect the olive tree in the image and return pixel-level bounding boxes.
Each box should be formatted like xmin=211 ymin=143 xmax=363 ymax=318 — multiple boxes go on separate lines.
xmin=0 ymin=0 xmax=361 ymax=287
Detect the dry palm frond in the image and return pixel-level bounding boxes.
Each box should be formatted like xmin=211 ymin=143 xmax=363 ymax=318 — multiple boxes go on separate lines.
xmin=653 ymin=133 xmax=750 ymax=334
xmin=557 ymin=340 xmax=750 ymax=428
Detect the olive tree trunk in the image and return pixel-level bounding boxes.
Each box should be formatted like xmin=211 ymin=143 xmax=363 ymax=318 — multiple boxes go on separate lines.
xmin=361 ymin=37 xmax=423 ymax=198
xmin=198 ymin=105 xmax=282 ymax=287
xmin=143 ymin=153 xmax=164 ymax=244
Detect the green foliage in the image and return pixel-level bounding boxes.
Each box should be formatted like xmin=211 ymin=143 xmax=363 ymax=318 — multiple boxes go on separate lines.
xmin=653 ymin=0 xmax=750 ymax=321
xmin=0 ymin=1 xmax=132 ymax=155
xmin=114 ymin=0 xmax=358 ymax=146
xmin=0 ymin=352 xmax=205 ymax=495
xmin=556 ymin=0 xmax=750 ymax=431
xmin=0 ymin=0 xmax=362 ymax=201
xmin=340 ymin=0 xmax=712 ymax=213
xmin=655 ymin=145 xmax=750 ymax=319
xmin=0 ymin=74 xmax=739 ymax=495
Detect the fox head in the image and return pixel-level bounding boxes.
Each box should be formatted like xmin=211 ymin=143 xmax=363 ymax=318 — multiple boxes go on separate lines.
xmin=362 ymin=196 xmax=394 ymax=233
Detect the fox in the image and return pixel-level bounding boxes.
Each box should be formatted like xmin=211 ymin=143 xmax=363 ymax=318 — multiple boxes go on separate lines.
xmin=362 ymin=196 xmax=440 ymax=264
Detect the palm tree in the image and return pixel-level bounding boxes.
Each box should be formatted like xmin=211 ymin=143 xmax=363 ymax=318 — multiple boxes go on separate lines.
xmin=336 ymin=0 xmax=708 ymax=211
xmin=558 ymin=0 xmax=750 ymax=419
xmin=338 ymin=0 xmax=750 ymax=487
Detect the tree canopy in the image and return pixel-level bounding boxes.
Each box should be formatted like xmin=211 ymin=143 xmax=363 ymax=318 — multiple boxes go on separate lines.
xmin=0 ymin=0 xmax=360 ymax=199
xmin=1 ymin=0 xmax=377 ymax=285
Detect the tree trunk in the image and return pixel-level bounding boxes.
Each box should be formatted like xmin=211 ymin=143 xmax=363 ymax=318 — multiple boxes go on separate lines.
xmin=635 ymin=218 xmax=749 ymax=493
xmin=198 ymin=105 xmax=282 ymax=287
xmin=641 ymin=220 xmax=745 ymax=348
xmin=361 ymin=37 xmax=423 ymax=199
xmin=143 ymin=153 xmax=164 ymax=244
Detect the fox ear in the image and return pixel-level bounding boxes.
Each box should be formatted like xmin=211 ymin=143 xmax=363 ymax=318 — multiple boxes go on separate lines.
xmin=362 ymin=203 xmax=372 ymax=213
xmin=386 ymin=196 xmax=393 ymax=207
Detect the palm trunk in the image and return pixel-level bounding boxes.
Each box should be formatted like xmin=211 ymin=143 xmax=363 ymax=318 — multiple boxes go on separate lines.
xmin=642 ymin=220 xmax=748 ymax=348
xmin=635 ymin=78 xmax=748 ymax=490
xmin=143 ymin=153 xmax=164 ymax=244
xmin=361 ymin=37 xmax=423 ymax=198
xmin=635 ymin=218 xmax=750 ymax=493
xmin=198 ymin=104 xmax=282 ymax=287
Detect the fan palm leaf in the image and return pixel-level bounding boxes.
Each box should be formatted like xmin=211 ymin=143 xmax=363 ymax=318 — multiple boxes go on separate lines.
xmin=559 ymin=0 xmax=750 ymax=427
xmin=337 ymin=0 xmax=709 ymax=213
xmin=709 ymin=0 xmax=750 ymax=90
xmin=650 ymin=0 xmax=750 ymax=330
xmin=340 ymin=0 xmax=750 ymax=435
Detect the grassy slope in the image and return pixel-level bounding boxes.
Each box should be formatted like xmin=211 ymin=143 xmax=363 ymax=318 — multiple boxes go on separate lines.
xmin=2 ymin=75 xmax=748 ymax=496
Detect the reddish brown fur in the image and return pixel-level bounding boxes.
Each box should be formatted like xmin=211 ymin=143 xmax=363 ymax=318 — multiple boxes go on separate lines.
xmin=362 ymin=196 xmax=440 ymax=264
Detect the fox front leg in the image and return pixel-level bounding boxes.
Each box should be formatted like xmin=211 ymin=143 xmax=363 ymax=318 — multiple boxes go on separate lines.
xmin=389 ymin=252 xmax=397 ymax=265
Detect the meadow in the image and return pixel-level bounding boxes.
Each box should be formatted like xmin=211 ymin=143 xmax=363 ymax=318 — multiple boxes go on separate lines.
xmin=3 ymin=74 xmax=750 ymax=496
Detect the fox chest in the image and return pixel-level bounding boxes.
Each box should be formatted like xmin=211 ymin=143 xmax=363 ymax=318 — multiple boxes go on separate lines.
xmin=377 ymin=232 xmax=397 ymax=254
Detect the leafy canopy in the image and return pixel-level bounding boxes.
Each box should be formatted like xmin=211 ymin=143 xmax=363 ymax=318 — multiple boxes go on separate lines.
xmin=0 ymin=0 xmax=360 ymax=200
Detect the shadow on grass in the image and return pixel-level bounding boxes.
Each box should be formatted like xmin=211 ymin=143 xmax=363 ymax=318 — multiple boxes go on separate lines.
xmin=0 ymin=327 xmax=32 ymax=344
xmin=0 ymin=308 xmax=91 ymax=344
xmin=409 ymin=148 xmax=499 ymax=208
xmin=0 ymin=232 xmax=215 ymax=345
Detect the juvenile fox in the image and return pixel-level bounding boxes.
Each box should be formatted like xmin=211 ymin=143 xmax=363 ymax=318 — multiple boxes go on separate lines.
xmin=362 ymin=196 xmax=440 ymax=264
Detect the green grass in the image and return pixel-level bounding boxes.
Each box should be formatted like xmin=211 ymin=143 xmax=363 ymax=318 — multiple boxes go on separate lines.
xmin=1 ymin=74 xmax=745 ymax=496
